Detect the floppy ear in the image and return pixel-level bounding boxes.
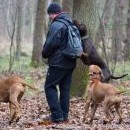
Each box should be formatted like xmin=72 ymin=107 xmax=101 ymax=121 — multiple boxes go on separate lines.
xmin=99 ymin=70 xmax=104 ymax=78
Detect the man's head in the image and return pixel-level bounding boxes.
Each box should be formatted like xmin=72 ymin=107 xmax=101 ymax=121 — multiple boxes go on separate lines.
xmin=47 ymin=2 xmax=62 ymax=20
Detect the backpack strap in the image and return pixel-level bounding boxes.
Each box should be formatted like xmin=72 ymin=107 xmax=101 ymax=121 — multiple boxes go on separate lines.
xmin=55 ymin=19 xmax=73 ymax=27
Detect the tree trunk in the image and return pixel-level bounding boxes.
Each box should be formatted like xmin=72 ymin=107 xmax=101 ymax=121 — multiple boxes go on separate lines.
xmin=31 ymin=0 xmax=47 ymax=67
xmin=24 ymin=0 xmax=37 ymax=36
xmin=53 ymin=0 xmax=62 ymax=5
xmin=95 ymin=0 xmax=112 ymax=45
xmin=73 ymin=0 xmax=97 ymax=39
xmin=2 ymin=0 xmax=18 ymax=72
xmin=71 ymin=0 xmax=96 ymax=97
xmin=16 ymin=0 xmax=24 ymax=60
xmin=124 ymin=0 xmax=130 ymax=60
xmin=112 ymin=0 xmax=125 ymax=61
xmin=62 ymin=0 xmax=73 ymax=16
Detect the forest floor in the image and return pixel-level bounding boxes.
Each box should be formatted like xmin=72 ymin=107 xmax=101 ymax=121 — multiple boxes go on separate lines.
xmin=0 ymin=41 xmax=130 ymax=130
xmin=0 ymin=68 xmax=130 ymax=130
xmin=0 ymin=92 xmax=130 ymax=130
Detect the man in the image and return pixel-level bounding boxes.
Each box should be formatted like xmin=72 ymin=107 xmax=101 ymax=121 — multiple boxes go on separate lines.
xmin=42 ymin=2 xmax=77 ymax=123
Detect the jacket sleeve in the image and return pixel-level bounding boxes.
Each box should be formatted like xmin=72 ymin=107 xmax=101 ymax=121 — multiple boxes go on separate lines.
xmin=42 ymin=22 xmax=63 ymax=59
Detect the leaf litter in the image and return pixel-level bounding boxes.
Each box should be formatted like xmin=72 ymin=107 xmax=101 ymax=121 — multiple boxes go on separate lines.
xmin=0 ymin=94 xmax=129 ymax=130
xmin=0 ymin=71 xmax=130 ymax=130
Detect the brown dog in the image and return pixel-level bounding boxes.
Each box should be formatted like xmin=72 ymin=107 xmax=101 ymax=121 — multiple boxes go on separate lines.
xmin=83 ymin=65 xmax=123 ymax=124
xmin=0 ymin=75 xmax=38 ymax=124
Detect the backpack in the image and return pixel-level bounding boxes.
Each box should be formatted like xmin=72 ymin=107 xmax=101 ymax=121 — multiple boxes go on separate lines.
xmin=57 ymin=19 xmax=83 ymax=59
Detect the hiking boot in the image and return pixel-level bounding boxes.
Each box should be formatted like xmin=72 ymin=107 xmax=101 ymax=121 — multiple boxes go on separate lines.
xmin=42 ymin=115 xmax=64 ymax=123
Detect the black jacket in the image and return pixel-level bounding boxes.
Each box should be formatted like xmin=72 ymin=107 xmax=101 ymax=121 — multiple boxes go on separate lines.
xmin=42 ymin=12 xmax=76 ymax=70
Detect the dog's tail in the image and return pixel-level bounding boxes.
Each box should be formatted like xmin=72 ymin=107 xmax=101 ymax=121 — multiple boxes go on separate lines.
xmin=111 ymin=74 xmax=128 ymax=80
xmin=22 ymin=83 xmax=43 ymax=93
xmin=22 ymin=83 xmax=37 ymax=90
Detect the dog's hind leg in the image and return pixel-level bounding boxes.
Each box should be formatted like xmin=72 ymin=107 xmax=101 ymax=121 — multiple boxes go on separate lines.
xmin=103 ymin=99 xmax=114 ymax=124
xmin=89 ymin=103 xmax=98 ymax=124
xmin=114 ymin=102 xmax=122 ymax=124
xmin=9 ymin=85 xmax=22 ymax=123
xmin=9 ymin=96 xmax=21 ymax=123
xmin=103 ymin=106 xmax=113 ymax=124
xmin=9 ymin=102 xmax=16 ymax=125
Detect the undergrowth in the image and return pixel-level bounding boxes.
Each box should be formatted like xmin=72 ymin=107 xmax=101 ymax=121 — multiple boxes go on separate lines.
xmin=0 ymin=55 xmax=46 ymax=95
xmin=0 ymin=55 xmax=130 ymax=96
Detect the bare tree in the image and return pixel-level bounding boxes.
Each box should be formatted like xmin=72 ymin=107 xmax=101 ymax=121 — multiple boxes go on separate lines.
xmin=71 ymin=0 xmax=97 ymax=96
xmin=94 ymin=0 xmax=114 ymax=67
xmin=31 ymin=0 xmax=47 ymax=67
xmin=16 ymin=0 xmax=24 ymax=60
xmin=62 ymin=0 xmax=73 ymax=16
xmin=53 ymin=0 xmax=62 ymax=4
xmin=0 ymin=0 xmax=7 ymax=39
xmin=124 ymin=0 xmax=130 ymax=60
xmin=2 ymin=0 xmax=19 ymax=72
xmin=112 ymin=0 xmax=125 ymax=61
xmin=24 ymin=0 xmax=37 ymax=37
xmin=95 ymin=0 xmax=113 ymax=45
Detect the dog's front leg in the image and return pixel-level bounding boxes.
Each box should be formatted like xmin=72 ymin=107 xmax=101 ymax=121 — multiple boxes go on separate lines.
xmin=89 ymin=103 xmax=98 ymax=124
xmin=83 ymin=95 xmax=91 ymax=122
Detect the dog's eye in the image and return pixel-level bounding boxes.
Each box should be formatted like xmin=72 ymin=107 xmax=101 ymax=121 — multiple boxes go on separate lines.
xmin=93 ymin=72 xmax=97 ymax=75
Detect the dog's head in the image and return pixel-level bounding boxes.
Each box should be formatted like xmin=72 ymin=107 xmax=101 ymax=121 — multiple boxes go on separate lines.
xmin=89 ymin=65 xmax=104 ymax=81
xmin=73 ymin=19 xmax=88 ymax=37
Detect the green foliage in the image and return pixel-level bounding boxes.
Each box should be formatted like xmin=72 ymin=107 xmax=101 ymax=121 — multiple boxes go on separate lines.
xmin=0 ymin=55 xmax=45 ymax=96
xmin=0 ymin=55 xmax=44 ymax=74
xmin=111 ymin=61 xmax=130 ymax=80
xmin=0 ymin=55 xmax=30 ymax=72
xmin=30 ymin=60 xmax=44 ymax=68
xmin=117 ymin=85 xmax=130 ymax=95
xmin=0 ymin=56 xmax=10 ymax=70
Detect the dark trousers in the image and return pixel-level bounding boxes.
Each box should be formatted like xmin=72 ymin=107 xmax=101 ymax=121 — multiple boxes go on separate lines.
xmin=44 ymin=67 xmax=73 ymax=121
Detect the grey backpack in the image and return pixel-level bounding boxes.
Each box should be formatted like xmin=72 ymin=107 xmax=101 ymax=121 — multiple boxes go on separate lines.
xmin=57 ymin=19 xmax=83 ymax=59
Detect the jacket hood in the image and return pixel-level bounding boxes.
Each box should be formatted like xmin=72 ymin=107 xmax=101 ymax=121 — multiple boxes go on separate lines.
xmin=54 ymin=12 xmax=72 ymax=23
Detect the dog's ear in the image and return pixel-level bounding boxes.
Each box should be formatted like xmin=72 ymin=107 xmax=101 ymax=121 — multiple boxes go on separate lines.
xmin=73 ymin=19 xmax=81 ymax=27
xmin=95 ymin=65 xmax=104 ymax=78
xmin=99 ymin=71 xmax=104 ymax=78
xmin=73 ymin=19 xmax=88 ymax=37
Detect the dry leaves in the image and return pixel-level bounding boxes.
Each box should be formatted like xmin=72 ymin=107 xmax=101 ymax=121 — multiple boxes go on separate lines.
xmin=0 ymin=94 xmax=130 ymax=130
xmin=0 ymin=71 xmax=130 ymax=130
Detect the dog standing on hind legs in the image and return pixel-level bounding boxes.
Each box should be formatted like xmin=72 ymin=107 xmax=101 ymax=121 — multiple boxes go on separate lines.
xmin=73 ymin=19 xmax=128 ymax=83
xmin=83 ymin=65 xmax=123 ymax=124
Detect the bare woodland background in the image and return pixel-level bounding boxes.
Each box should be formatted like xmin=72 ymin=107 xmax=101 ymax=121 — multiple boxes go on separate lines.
xmin=0 ymin=0 xmax=130 ymax=96
xmin=1 ymin=1 xmax=130 ymax=129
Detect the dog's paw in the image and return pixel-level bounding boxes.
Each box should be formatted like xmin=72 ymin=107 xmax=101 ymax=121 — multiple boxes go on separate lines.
xmin=117 ymin=118 xmax=122 ymax=124
xmin=103 ymin=119 xmax=111 ymax=124
xmin=15 ymin=116 xmax=21 ymax=123
xmin=9 ymin=120 xmax=13 ymax=125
